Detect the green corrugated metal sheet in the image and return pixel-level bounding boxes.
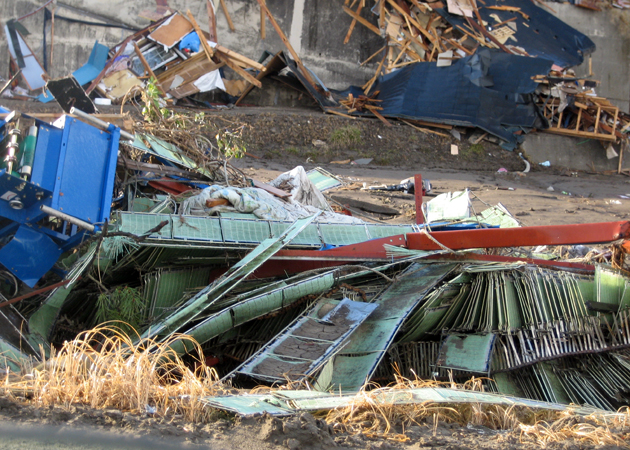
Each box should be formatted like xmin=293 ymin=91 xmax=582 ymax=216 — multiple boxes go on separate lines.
xmin=115 ymin=211 xmax=415 ymax=249
xmin=169 ymin=272 xmax=337 ymax=356
xmin=201 ymin=386 xmax=606 ymax=417
xmin=437 ymin=333 xmax=496 ymax=373
xmin=319 ymin=263 xmax=456 ymax=393
xmin=140 ymin=214 xmax=321 ymax=344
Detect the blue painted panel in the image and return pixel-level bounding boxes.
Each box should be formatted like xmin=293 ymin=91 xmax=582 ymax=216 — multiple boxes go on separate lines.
xmin=31 ymin=124 xmax=63 ymax=192
xmin=0 ymin=225 xmax=62 ymax=287
xmin=55 ymin=117 xmax=118 ymax=224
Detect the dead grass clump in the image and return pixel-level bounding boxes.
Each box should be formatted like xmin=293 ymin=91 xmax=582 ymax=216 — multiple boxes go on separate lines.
xmin=1 ymin=326 xmax=225 ymax=423
xmin=519 ymin=410 xmax=628 ymax=448
xmin=324 ymin=373 xmax=630 ymax=446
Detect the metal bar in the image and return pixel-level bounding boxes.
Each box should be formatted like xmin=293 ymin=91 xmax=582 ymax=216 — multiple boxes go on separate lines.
xmin=414 ymin=173 xmax=424 ymax=224
xmin=69 ymin=107 xmax=135 ymax=141
xmin=407 ymin=221 xmax=630 ymax=250
xmin=40 ymin=205 xmax=96 ymax=232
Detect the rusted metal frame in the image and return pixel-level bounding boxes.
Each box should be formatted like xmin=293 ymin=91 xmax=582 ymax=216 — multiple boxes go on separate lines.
xmin=414 ymin=174 xmax=424 ymax=224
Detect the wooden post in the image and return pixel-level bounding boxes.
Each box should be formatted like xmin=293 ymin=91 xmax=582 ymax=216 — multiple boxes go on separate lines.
xmin=207 ymin=0 xmax=218 ymax=42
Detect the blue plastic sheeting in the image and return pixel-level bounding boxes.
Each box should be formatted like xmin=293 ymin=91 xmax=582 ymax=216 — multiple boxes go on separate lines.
xmin=0 ymin=225 xmax=62 ymax=288
xmin=434 ymin=0 xmax=595 ymax=69
xmin=38 ymin=41 xmax=108 ymax=103
xmin=372 ymin=49 xmax=553 ymax=146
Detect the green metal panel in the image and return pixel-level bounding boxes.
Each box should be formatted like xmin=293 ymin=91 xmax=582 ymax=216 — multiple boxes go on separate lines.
xmin=437 ymin=333 xmax=496 ymax=373
xmin=319 ymin=223 xmax=370 ymax=246
xmin=28 ymin=246 xmax=97 ymax=345
xmin=172 ymin=216 xmax=223 ymax=241
xmin=220 ymin=217 xmax=272 ymax=243
xmin=320 ymin=263 xmax=456 ymax=393
xmin=171 ymin=272 xmax=336 ymax=355
xmin=201 ymin=386 xmax=605 ymax=417
xmin=118 ymin=212 xmax=173 ymax=239
xmin=140 ymin=214 xmax=321 ymax=343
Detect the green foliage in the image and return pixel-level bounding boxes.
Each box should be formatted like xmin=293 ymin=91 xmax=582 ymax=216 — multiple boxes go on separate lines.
xmin=216 ymin=126 xmax=246 ymax=159
xmin=468 ymin=143 xmax=484 ymax=155
xmin=330 ymin=125 xmax=362 ymax=149
xmin=142 ymin=78 xmax=170 ymax=122
xmin=94 ymin=286 xmax=146 ymax=336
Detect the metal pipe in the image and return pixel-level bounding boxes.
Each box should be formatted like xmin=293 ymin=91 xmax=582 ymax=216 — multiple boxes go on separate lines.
xmin=69 ymin=107 xmax=135 ymax=142
xmin=40 ymin=205 xmax=96 ymax=232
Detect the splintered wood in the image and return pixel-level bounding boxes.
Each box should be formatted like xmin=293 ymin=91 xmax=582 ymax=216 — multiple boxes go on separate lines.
xmin=344 ymin=0 xmax=531 ymax=78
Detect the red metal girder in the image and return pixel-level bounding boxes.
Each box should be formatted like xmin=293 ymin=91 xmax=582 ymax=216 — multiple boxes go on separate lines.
xmin=423 ymin=253 xmax=594 ymax=273
xmin=415 ymin=174 xmax=424 ymax=224
xmin=148 ymin=180 xmax=194 ymax=196
xmin=255 ymin=250 xmax=595 ymax=279
xmin=407 ymin=221 xmax=630 ymax=251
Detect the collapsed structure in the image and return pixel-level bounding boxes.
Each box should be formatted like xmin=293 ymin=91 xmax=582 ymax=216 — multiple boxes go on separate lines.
xmin=2 ymin=0 xmax=630 ymax=419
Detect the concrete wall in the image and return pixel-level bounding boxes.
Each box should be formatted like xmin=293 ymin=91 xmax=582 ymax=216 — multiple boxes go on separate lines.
xmin=522 ymin=134 xmax=629 ymax=172
xmin=551 ymin=4 xmax=630 ymax=111
xmin=0 ymin=0 xmax=382 ymax=90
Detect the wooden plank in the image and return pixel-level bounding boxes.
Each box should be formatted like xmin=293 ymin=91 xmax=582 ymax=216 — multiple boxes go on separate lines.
xmin=406 ymin=119 xmax=453 ymax=130
xmin=215 ymin=53 xmax=262 ymax=88
xmin=360 ymin=45 xmax=387 ymax=66
xmin=365 ymin=106 xmax=392 ymax=126
xmin=342 ymin=5 xmax=380 ymax=35
xmin=543 ymin=127 xmax=617 ymax=141
xmin=132 ymin=41 xmax=166 ymax=95
xmin=386 ymin=0 xmax=437 ymax=45
xmin=215 ymin=44 xmax=266 ymax=71
xmin=257 ymin=0 xmax=319 ymax=90
xmin=207 ymin=0 xmax=218 ymax=42
xmin=324 ymin=109 xmax=358 ymax=119
xmin=344 ymin=2 xmax=363 ymax=44
xmin=148 ymin=13 xmax=193 ymax=48
xmin=186 ymin=10 xmax=214 ymax=60
xmin=252 ymin=179 xmax=292 ymax=199
xmin=260 ymin=0 xmax=266 ymax=39
xmin=219 ymin=0 xmax=236 ymax=31
xmin=402 ymin=119 xmax=450 ymax=137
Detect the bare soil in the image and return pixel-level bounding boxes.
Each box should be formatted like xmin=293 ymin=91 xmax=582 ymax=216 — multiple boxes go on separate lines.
xmin=1 ymin=99 xmax=630 ymax=449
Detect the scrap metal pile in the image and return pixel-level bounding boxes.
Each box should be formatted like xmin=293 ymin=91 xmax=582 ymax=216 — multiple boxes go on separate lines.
xmin=3 ymin=0 xmax=630 ymax=420
xmin=1 ymin=102 xmax=630 ymax=416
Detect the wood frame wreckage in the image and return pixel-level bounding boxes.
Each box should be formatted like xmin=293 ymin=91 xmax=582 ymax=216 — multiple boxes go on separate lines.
xmin=1 ymin=99 xmax=630 ymax=415
xmin=3 ymin=1 xmax=630 ymax=417
xmin=3 ymin=0 xmax=630 ymax=167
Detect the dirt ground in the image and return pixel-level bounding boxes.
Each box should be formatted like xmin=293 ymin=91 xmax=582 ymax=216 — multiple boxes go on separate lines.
xmin=2 ymin=394 xmax=626 ymax=450
xmin=1 ymin=99 xmax=630 ymax=449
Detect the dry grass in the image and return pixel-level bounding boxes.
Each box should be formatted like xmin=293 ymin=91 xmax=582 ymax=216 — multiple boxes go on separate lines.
xmin=324 ymin=372 xmax=630 ymax=446
xmin=1 ymin=326 xmax=226 ymax=423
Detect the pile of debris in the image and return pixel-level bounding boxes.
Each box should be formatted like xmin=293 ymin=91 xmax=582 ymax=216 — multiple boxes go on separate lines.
xmin=3 ymin=0 xmax=630 ymax=158
xmin=1 ymin=97 xmax=630 ymax=422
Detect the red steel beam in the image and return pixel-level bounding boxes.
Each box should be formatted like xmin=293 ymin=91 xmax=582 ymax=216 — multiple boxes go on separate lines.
xmin=271 ymin=221 xmax=630 ymax=265
xmin=406 ymin=220 xmax=630 ymax=251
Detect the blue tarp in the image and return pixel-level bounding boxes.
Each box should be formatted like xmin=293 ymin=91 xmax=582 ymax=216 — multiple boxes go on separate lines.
xmin=434 ymin=0 xmax=595 ymax=69
xmin=370 ymin=49 xmax=554 ymax=146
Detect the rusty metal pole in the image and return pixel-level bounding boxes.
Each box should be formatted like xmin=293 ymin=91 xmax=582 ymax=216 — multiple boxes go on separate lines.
xmin=414 ymin=174 xmax=424 ymax=224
